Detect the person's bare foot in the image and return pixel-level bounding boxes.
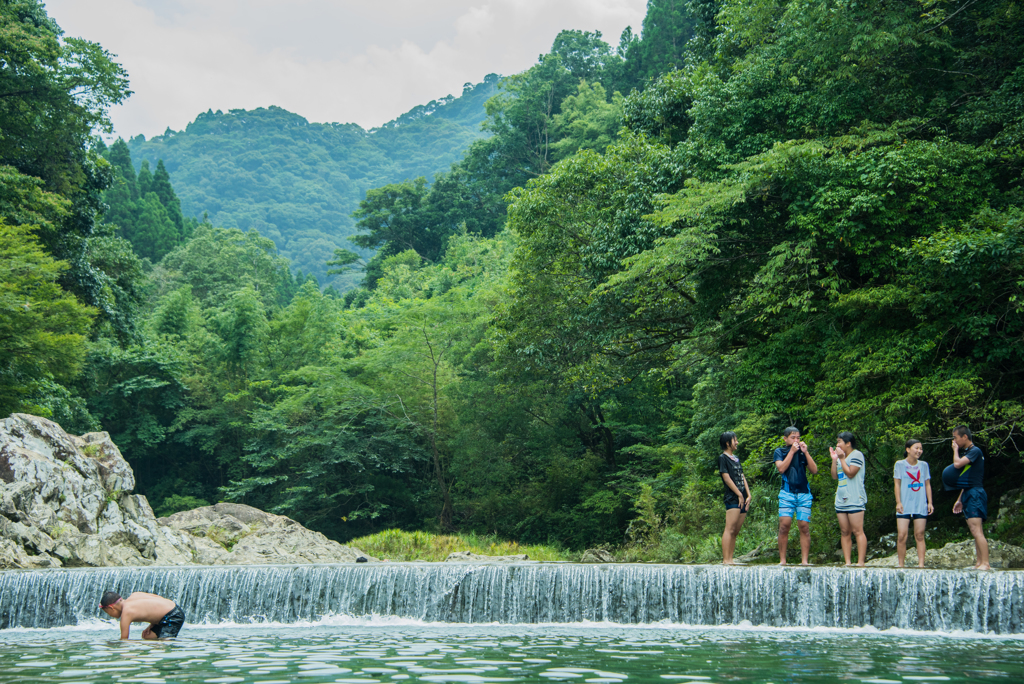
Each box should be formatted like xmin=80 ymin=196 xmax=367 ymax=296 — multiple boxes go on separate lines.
xmin=800 ymin=562 xmax=812 ymax=566
xmin=779 ymin=561 xmax=788 ymax=566
xmin=977 ymin=563 xmax=992 ymax=570
xmin=855 ymin=563 xmax=865 ymax=567
xmin=917 ymin=564 xmax=925 ymax=569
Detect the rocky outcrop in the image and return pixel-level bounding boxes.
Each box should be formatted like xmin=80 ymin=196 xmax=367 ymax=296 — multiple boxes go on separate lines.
xmin=445 ymin=550 xmax=530 ymax=562
xmin=997 ymin=488 xmax=1022 ymax=528
xmin=0 ymin=414 xmax=373 ymax=568
xmin=160 ymin=503 xmax=374 ymax=565
xmin=866 ymin=539 xmax=1024 ymax=569
xmin=580 ymin=548 xmax=615 ymax=563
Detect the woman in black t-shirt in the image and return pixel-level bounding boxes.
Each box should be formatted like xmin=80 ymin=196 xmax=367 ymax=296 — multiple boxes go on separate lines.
xmin=719 ymin=431 xmax=752 ymax=565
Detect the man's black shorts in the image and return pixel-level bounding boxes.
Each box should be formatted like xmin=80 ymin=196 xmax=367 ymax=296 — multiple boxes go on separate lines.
xmin=151 ymin=605 xmax=185 ymax=638
xmin=962 ymin=487 xmax=988 ymax=521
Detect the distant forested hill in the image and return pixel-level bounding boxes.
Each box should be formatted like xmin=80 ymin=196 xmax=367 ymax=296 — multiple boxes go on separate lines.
xmin=126 ymin=76 xmax=499 ymax=285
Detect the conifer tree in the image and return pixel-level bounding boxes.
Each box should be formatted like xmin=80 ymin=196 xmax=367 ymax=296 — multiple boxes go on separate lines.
xmin=102 ymin=169 xmax=138 ymax=233
xmin=151 ymin=160 xmax=184 ymax=234
xmin=137 ymin=159 xmax=153 ymax=197
xmin=619 ymin=0 xmax=697 ymax=83
xmin=106 ymin=139 xmax=138 ymax=199
xmin=101 ymin=139 xmax=139 ymax=232
xmin=130 ymin=192 xmax=178 ymax=261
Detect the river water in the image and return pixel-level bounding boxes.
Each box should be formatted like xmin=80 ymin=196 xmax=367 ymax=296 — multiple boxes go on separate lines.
xmin=2 ymin=619 xmax=1023 ymax=683
xmin=3 ymin=563 xmax=1022 ymax=633
xmin=3 ymin=563 xmax=1024 ymax=682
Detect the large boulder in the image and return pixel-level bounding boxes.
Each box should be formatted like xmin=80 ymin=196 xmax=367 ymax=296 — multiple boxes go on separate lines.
xmin=997 ymin=488 xmax=1022 ymax=528
xmin=160 ymin=503 xmax=375 ymax=564
xmin=0 ymin=414 xmax=173 ymax=568
xmin=0 ymin=414 xmax=374 ymax=568
xmin=866 ymin=539 xmax=1024 ymax=569
xmin=580 ymin=548 xmax=615 ymax=563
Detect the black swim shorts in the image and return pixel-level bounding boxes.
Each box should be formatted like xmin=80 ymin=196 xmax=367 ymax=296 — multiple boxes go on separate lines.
xmin=725 ymin=501 xmax=749 ymax=514
xmin=961 ymin=487 xmax=988 ymax=521
xmin=150 ymin=605 xmax=185 ymax=638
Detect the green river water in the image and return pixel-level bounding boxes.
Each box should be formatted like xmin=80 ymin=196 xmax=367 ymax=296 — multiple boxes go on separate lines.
xmin=1 ymin=621 xmax=1021 ymax=684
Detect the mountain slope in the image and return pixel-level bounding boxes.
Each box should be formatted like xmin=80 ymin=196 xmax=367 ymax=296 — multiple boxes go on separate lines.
xmin=127 ymin=76 xmax=499 ymax=285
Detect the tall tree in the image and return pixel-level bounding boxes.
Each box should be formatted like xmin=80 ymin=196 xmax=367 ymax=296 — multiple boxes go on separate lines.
xmin=129 ymin=192 xmax=179 ymax=262
xmin=0 ymin=0 xmax=137 ymax=344
xmin=634 ymin=0 xmax=699 ymax=81
xmin=105 ymin=139 xmax=138 ymax=199
xmin=136 ymin=160 xmax=153 ymax=197
xmin=0 ymin=221 xmax=96 ymax=416
xmin=550 ymin=30 xmax=619 ymax=82
xmin=0 ymin=0 xmax=130 ymax=193
xmin=151 ymin=159 xmax=185 ymax=234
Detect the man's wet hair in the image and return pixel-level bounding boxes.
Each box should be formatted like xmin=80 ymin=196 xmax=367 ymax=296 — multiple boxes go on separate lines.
xmin=783 ymin=426 xmax=800 ymax=438
xmin=720 ymin=431 xmax=738 ymax=450
xmin=838 ymin=431 xmax=856 ymax=447
xmin=953 ymin=425 xmax=972 ymax=440
xmin=100 ymin=591 xmax=121 ymax=608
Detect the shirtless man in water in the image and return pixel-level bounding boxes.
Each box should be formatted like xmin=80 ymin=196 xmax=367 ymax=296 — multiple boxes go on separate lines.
xmin=99 ymin=591 xmax=186 ymax=639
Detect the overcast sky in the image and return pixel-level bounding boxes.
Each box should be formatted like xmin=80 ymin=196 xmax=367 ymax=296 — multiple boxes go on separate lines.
xmin=45 ymin=0 xmax=648 ymax=140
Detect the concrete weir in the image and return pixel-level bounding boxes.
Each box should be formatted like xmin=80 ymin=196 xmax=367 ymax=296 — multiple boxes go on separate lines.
xmin=1 ymin=563 xmax=1021 ymax=634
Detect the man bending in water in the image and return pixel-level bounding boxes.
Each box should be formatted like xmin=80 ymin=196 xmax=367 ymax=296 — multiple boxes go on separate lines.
xmin=99 ymin=591 xmax=185 ymax=639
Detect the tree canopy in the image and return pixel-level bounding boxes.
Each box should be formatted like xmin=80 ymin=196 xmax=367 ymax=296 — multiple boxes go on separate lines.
xmin=125 ymin=77 xmax=500 ymax=287
xmin=2 ymin=0 xmax=1022 ymax=561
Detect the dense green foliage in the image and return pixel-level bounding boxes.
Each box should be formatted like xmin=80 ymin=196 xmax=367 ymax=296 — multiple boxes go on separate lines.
xmin=487 ymin=0 xmax=1024 ymax=557
xmin=3 ymin=0 xmax=1022 ymax=562
xmin=99 ymin=139 xmax=191 ymax=261
xmin=124 ymin=77 xmax=500 ymax=287
xmin=0 ymin=0 xmax=142 ymax=419
xmin=0 ymin=221 xmax=96 ymax=416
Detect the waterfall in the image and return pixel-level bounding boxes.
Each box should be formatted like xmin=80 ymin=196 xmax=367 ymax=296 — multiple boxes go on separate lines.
xmin=1 ymin=563 xmax=1021 ymax=634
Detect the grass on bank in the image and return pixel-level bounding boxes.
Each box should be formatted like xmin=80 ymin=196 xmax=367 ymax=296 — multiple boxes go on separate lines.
xmin=349 ymin=529 xmax=574 ymax=562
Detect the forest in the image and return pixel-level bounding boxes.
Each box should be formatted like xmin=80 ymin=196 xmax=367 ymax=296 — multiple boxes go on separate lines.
xmin=1 ymin=0 xmax=1022 ymax=563
xmin=122 ymin=78 xmax=499 ymax=288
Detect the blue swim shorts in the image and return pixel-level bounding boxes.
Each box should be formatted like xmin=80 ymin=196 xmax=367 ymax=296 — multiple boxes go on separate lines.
xmin=961 ymin=487 xmax=988 ymax=521
xmin=779 ymin=490 xmax=813 ymax=522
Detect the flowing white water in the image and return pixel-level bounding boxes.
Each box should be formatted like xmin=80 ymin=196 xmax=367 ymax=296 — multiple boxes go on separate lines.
xmin=1 ymin=563 xmax=1021 ymax=634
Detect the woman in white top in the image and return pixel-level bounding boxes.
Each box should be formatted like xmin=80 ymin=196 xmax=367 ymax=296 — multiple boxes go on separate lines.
xmin=830 ymin=431 xmax=867 ymax=566
xmin=894 ymin=438 xmax=934 ymax=568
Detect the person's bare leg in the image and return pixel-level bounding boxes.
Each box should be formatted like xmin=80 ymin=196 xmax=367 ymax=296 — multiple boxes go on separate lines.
xmin=967 ymin=517 xmax=990 ymax=570
xmin=722 ymin=508 xmax=742 ymax=564
xmin=797 ymin=520 xmax=811 ymax=565
xmin=733 ymin=510 xmax=747 ymax=562
xmin=913 ymin=518 xmax=927 ymax=568
xmin=849 ymin=511 xmax=867 ymax=566
xmin=837 ymin=513 xmax=852 ymax=566
xmin=778 ymin=517 xmax=793 ymax=565
xmin=896 ymin=517 xmax=909 ymax=568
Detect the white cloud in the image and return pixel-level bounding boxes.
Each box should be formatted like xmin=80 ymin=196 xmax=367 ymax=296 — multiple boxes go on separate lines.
xmin=44 ymin=0 xmax=647 ymax=139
